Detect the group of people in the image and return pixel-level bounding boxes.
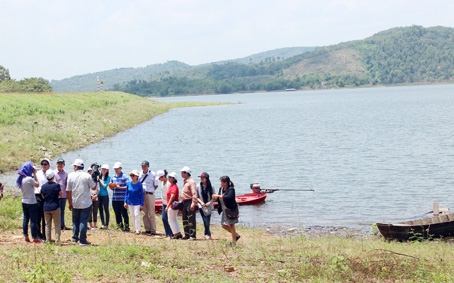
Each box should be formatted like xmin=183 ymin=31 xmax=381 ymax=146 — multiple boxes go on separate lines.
xmin=16 ymin=158 xmax=241 ymax=245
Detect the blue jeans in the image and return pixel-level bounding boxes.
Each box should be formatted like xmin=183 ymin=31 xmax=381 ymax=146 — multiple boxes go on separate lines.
xmin=98 ymin=195 xmax=110 ymax=227
xmin=59 ymin=198 xmax=66 ymax=228
xmin=22 ymin=203 xmax=38 ymax=239
xmin=200 ymin=210 xmax=212 ymax=236
xmin=161 ymin=204 xmax=173 ymax=237
xmin=72 ymin=205 xmax=92 ymax=243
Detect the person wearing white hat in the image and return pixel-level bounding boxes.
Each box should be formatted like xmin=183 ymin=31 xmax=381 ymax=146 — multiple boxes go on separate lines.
xmin=111 ymin=162 xmax=130 ymax=232
xmin=165 ymin=172 xmax=182 ymax=239
xmin=179 ymin=166 xmax=198 ymax=240
xmin=97 ymin=164 xmax=111 ymax=229
xmin=67 ymin=159 xmax=97 ymax=246
xmin=124 ymin=170 xmax=144 ymax=235
xmin=156 ymin=170 xmax=173 ymax=238
xmin=40 ymin=170 xmax=62 ymax=244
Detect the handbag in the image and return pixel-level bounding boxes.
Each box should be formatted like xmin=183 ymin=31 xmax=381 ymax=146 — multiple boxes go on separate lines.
xmin=201 ymin=205 xmax=212 ymax=216
xmin=171 ymin=200 xmax=184 ymax=210
xmin=224 ymin=205 xmax=239 ymax=219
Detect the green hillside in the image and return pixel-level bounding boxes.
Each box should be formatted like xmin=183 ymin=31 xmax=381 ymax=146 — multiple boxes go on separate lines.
xmin=112 ymin=25 xmax=454 ymax=96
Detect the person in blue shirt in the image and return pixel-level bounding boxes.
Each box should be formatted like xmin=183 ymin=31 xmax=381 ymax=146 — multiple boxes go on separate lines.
xmin=97 ymin=164 xmax=111 ymax=229
xmin=124 ymin=170 xmax=144 ymax=235
xmin=41 ymin=170 xmax=62 ymax=244
xmin=111 ymin=162 xmax=130 ymax=232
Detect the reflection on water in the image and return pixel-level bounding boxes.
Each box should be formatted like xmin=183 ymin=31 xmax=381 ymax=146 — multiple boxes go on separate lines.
xmin=2 ymin=84 xmax=454 ymax=230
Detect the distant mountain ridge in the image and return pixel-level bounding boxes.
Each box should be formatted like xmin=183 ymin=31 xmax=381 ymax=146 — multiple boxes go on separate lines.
xmin=50 ymin=47 xmax=316 ymax=92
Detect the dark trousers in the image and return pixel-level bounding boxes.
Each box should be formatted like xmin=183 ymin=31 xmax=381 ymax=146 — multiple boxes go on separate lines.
xmin=22 ymin=203 xmax=38 ymax=239
xmin=112 ymin=200 xmax=129 ymax=229
xmin=72 ymin=205 xmax=92 ymax=243
xmin=59 ymin=198 xmax=67 ymax=228
xmin=200 ymin=210 xmax=212 ymax=236
xmin=182 ymin=200 xmax=196 ymax=238
xmin=88 ymin=200 xmax=99 ymax=223
xmin=161 ymin=204 xmax=173 ymax=237
xmin=35 ymin=194 xmax=46 ymax=240
xmin=98 ymin=195 xmax=110 ymax=227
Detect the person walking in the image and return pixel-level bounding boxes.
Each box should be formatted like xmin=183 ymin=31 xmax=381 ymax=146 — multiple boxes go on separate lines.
xmin=67 ymin=159 xmax=96 ymax=246
xmin=212 ymin=176 xmax=240 ymax=244
xmin=180 ymin=166 xmax=197 ymax=240
xmin=111 ymin=162 xmax=130 ymax=232
xmin=139 ymin=161 xmax=158 ymax=235
xmin=157 ymin=170 xmax=173 ymax=238
xmin=196 ymin=172 xmax=214 ymax=240
xmin=55 ymin=158 xmax=70 ymax=231
xmin=97 ymin=164 xmax=111 ymax=229
xmin=41 ymin=170 xmax=62 ymax=245
xmin=165 ymin=172 xmax=182 ymax=239
xmin=124 ymin=170 xmax=144 ymax=235
xmin=16 ymin=161 xmax=42 ymax=243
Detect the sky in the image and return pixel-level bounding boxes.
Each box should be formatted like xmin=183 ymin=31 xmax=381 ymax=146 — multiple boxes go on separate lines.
xmin=1 ymin=0 xmax=454 ymax=81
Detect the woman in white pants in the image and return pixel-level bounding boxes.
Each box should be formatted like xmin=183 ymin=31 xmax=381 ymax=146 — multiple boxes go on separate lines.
xmin=165 ymin=172 xmax=182 ymax=239
xmin=124 ymin=170 xmax=144 ymax=234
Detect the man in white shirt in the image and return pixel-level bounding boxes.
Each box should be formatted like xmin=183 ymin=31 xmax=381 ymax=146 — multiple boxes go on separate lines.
xmin=67 ymin=159 xmax=96 ymax=246
xmin=139 ymin=160 xmax=158 ymax=235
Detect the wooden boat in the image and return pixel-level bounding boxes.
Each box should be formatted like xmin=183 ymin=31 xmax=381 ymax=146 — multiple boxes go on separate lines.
xmin=154 ymin=192 xmax=267 ymax=214
xmin=377 ymin=213 xmax=454 ymax=241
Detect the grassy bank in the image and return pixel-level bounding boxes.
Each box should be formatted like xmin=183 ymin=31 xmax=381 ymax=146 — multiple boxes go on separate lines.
xmin=0 ymin=92 xmax=215 ymax=173
xmin=1 ymin=195 xmax=454 ymax=282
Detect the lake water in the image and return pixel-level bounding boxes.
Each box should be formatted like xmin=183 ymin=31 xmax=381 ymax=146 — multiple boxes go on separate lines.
xmin=3 ymin=84 xmax=454 ymax=232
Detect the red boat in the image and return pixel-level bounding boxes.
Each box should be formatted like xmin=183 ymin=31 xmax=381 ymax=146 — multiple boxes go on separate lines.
xmin=154 ymin=192 xmax=267 ymax=214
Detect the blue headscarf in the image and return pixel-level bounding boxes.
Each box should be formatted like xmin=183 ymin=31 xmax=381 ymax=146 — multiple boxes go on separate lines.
xmin=16 ymin=161 xmax=34 ymax=188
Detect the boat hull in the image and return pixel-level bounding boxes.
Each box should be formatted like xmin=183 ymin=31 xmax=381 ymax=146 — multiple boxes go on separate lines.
xmin=154 ymin=193 xmax=267 ymax=213
xmin=377 ymin=213 xmax=454 ymax=241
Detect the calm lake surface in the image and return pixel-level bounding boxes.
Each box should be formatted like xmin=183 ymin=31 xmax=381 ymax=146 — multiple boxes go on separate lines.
xmin=3 ymin=84 xmax=454 ymax=231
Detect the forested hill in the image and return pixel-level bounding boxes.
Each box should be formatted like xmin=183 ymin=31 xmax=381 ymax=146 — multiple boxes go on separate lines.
xmin=109 ymin=25 xmax=454 ymax=96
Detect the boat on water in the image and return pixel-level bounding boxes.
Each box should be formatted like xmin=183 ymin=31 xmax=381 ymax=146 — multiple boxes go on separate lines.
xmin=154 ymin=183 xmax=268 ymax=214
xmin=377 ymin=213 xmax=454 ymax=241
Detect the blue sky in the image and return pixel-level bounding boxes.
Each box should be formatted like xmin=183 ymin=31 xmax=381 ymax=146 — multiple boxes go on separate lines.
xmin=1 ymin=0 xmax=453 ymax=80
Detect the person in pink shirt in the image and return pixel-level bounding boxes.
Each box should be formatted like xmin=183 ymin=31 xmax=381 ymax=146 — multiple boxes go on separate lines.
xmin=165 ymin=172 xmax=182 ymax=239
xmin=179 ymin=166 xmax=197 ymax=240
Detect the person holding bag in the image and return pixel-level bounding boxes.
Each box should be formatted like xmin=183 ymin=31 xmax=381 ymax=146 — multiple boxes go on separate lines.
xmin=165 ymin=172 xmax=183 ymax=239
xmin=212 ymin=175 xmax=240 ymax=244
xmin=196 ymin=172 xmax=214 ymax=240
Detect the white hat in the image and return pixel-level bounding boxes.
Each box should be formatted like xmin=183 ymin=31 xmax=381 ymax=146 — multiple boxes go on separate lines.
xmin=129 ymin=170 xmax=140 ymax=177
xmin=113 ymin=162 xmax=122 ymax=169
xmin=179 ymin=166 xmax=191 ymax=174
xmin=156 ymin=170 xmax=165 ymax=179
xmin=168 ymin=172 xmax=177 ymax=179
xmin=72 ymin=159 xmax=84 ymax=167
xmin=101 ymin=164 xmax=109 ymax=170
xmin=45 ymin=170 xmax=55 ymax=180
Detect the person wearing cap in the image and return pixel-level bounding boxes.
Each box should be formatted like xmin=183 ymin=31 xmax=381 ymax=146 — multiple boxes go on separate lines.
xmin=124 ymin=170 xmax=144 ymax=235
xmin=97 ymin=164 xmax=111 ymax=229
xmin=139 ymin=160 xmax=158 ymax=235
xmin=0 ymin=182 xmax=3 ymax=201
xmin=157 ymin=170 xmax=173 ymax=238
xmin=111 ymin=162 xmax=130 ymax=232
xmin=17 ymin=161 xmax=42 ymax=243
xmin=196 ymin=172 xmax=215 ymax=240
xmin=35 ymin=158 xmax=60 ymax=241
xmin=55 ymin=158 xmax=70 ymax=231
xmin=41 ymin=170 xmax=62 ymax=244
xmin=165 ymin=172 xmax=182 ymax=239
xmin=67 ymin=159 xmax=97 ymax=246
xmin=87 ymin=168 xmax=100 ymax=230
xmin=180 ymin=166 xmax=198 ymax=240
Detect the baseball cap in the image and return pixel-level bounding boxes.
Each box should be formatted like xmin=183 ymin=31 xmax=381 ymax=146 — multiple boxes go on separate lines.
xmin=129 ymin=170 xmax=140 ymax=177
xmin=168 ymin=172 xmax=177 ymax=179
xmin=101 ymin=164 xmax=109 ymax=170
xmin=156 ymin=170 xmax=165 ymax=179
xmin=72 ymin=159 xmax=84 ymax=167
xmin=113 ymin=162 xmax=122 ymax=169
xmin=141 ymin=160 xmax=150 ymax=166
xmin=40 ymin=158 xmax=50 ymax=165
xmin=179 ymin=166 xmax=191 ymax=174
xmin=56 ymin=158 xmax=65 ymax=164
xmin=198 ymin=172 xmax=210 ymax=179
xmin=46 ymin=170 xmax=55 ymax=180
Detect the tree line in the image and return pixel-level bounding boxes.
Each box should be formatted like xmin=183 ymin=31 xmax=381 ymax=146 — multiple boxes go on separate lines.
xmin=0 ymin=65 xmax=53 ymax=93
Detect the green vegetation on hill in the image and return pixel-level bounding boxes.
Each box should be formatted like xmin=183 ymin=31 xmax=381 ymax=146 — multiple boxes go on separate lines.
xmin=113 ymin=25 xmax=454 ymax=96
xmin=0 ymin=65 xmax=52 ymax=92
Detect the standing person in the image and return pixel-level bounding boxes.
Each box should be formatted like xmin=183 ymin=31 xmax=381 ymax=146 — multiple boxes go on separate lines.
xmin=157 ymin=170 xmax=172 ymax=238
xmin=212 ymin=176 xmax=240 ymax=244
xmin=41 ymin=170 xmax=62 ymax=245
xmin=16 ymin=161 xmax=42 ymax=243
xmin=111 ymin=162 xmax=130 ymax=232
xmin=55 ymin=158 xmax=70 ymax=231
xmin=139 ymin=160 xmax=158 ymax=235
xmin=180 ymin=166 xmax=197 ymax=240
xmin=97 ymin=164 xmax=110 ymax=229
xmin=124 ymin=170 xmax=144 ymax=235
xmin=0 ymin=182 xmax=3 ymax=201
xmin=165 ymin=172 xmax=182 ymax=239
xmin=87 ymin=168 xmax=100 ymax=230
xmin=196 ymin=172 xmax=214 ymax=240
xmin=35 ymin=158 xmax=51 ymax=240
xmin=67 ymin=159 xmax=96 ymax=246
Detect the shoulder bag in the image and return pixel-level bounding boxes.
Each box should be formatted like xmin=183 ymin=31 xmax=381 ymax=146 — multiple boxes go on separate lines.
xmin=171 ymin=200 xmax=184 ymax=210
xmin=201 ymin=205 xmax=212 ymax=216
